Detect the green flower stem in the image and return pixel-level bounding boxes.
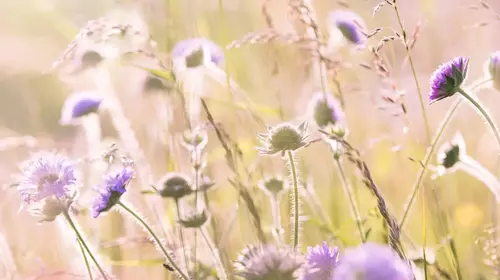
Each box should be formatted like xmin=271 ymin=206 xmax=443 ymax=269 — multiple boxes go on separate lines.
xmin=77 ymin=238 xmax=93 ymax=280
xmin=174 ymin=199 xmax=189 ymax=274
xmin=457 ymin=87 xmax=500 ymax=149
xmin=335 ymin=158 xmax=366 ymax=242
xmin=117 ymin=201 xmax=189 ymax=280
xmin=286 ymin=150 xmax=300 ymax=250
xmin=62 ymin=210 xmax=108 ymax=280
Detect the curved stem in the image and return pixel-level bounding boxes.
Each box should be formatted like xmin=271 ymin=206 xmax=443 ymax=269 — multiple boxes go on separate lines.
xmin=77 ymin=238 xmax=93 ymax=280
xmin=459 ymin=156 xmax=500 ymax=201
xmin=62 ymin=211 xmax=108 ymax=280
xmin=286 ymin=150 xmax=301 ymax=250
xmin=335 ymin=158 xmax=365 ymax=242
xmin=117 ymin=201 xmax=189 ymax=280
xmin=457 ymin=87 xmax=500 ymax=150
xmin=200 ymin=227 xmax=228 ymax=280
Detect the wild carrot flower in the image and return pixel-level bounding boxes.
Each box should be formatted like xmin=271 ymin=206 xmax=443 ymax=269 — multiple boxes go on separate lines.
xmin=488 ymin=51 xmax=500 ymax=91
xmin=92 ymin=167 xmax=135 ymax=218
xmin=257 ymin=121 xmax=309 ymax=156
xmin=303 ymin=242 xmax=339 ymax=280
xmin=59 ymin=91 xmax=103 ymax=125
xmin=332 ymin=243 xmax=413 ymax=280
xmin=235 ymin=245 xmax=305 ymax=280
xmin=328 ymin=10 xmax=366 ymax=48
xmin=429 ymin=56 xmax=469 ymax=104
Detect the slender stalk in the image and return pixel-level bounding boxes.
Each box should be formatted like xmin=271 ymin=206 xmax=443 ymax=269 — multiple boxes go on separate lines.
xmin=200 ymin=227 xmax=228 ymax=280
xmin=77 ymin=238 xmax=93 ymax=280
xmin=174 ymin=199 xmax=189 ymax=273
xmin=457 ymin=87 xmax=500 ymax=150
xmin=286 ymin=150 xmax=301 ymax=250
xmin=193 ymin=167 xmax=199 ymax=277
xmin=459 ymin=156 xmax=500 ymax=201
xmin=117 ymin=201 xmax=189 ymax=280
xmin=400 ymin=80 xmax=491 ymax=228
xmin=335 ymin=158 xmax=365 ymax=242
xmin=270 ymin=196 xmax=284 ymax=244
xmin=62 ymin=211 xmax=108 ymax=280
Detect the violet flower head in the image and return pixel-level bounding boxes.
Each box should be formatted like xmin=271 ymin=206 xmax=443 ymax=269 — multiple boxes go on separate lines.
xmin=235 ymin=245 xmax=305 ymax=280
xmin=333 ymin=243 xmax=413 ymax=280
xmin=171 ymin=37 xmax=224 ymax=68
xmin=17 ymin=151 xmax=77 ymax=207
xmin=303 ymin=242 xmax=339 ymax=280
xmin=60 ymin=92 xmax=103 ymax=125
xmin=92 ymin=167 xmax=135 ymax=218
xmin=329 ymin=10 xmax=366 ymax=46
xmin=488 ymin=51 xmax=500 ymax=91
xmin=429 ymin=56 xmax=469 ymax=104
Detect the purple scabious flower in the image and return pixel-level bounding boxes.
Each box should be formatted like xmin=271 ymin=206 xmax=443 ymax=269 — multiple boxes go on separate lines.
xmin=235 ymin=245 xmax=305 ymax=280
xmin=171 ymin=37 xmax=225 ymax=67
xmin=328 ymin=10 xmax=366 ymax=46
xmin=332 ymin=243 xmax=413 ymax=280
xmin=17 ymin=151 xmax=77 ymax=207
xmin=429 ymin=56 xmax=469 ymax=104
xmin=488 ymin=51 xmax=500 ymax=91
xmin=92 ymin=167 xmax=135 ymax=218
xmin=303 ymin=242 xmax=339 ymax=280
xmin=60 ymin=91 xmax=103 ymax=125
xmin=309 ymin=92 xmax=344 ymax=129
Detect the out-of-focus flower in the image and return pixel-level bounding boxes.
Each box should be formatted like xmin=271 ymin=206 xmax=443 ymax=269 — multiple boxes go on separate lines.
xmin=181 ymin=129 xmax=209 ymax=151
xmin=429 ymin=56 xmax=469 ymax=104
xmin=308 ymin=92 xmax=344 ymax=129
xmin=437 ymin=132 xmax=466 ymax=173
xmin=328 ymin=10 xmax=366 ymax=49
xmin=179 ymin=209 xmax=209 ymax=228
xmin=487 ymin=51 xmax=500 ymax=91
xmin=332 ymin=243 xmax=413 ymax=280
xmin=157 ymin=173 xmax=193 ymax=199
xmin=258 ymin=176 xmax=287 ymax=198
xmin=59 ymin=91 xmax=103 ymax=125
xmin=235 ymin=245 xmax=305 ymax=280
xmin=303 ymin=241 xmax=339 ymax=280
xmin=92 ymin=167 xmax=135 ymax=218
xmin=171 ymin=37 xmax=225 ymax=72
xmin=17 ymin=151 xmax=78 ymax=222
xmin=257 ymin=121 xmax=309 ymax=156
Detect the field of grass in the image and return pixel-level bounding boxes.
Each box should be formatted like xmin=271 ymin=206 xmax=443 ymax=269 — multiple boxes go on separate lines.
xmin=2 ymin=0 xmax=500 ymax=279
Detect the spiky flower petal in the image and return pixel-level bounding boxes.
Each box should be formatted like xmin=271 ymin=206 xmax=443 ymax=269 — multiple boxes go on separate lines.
xmin=92 ymin=167 xmax=135 ymax=218
xmin=258 ymin=121 xmax=309 ymax=156
xmin=235 ymin=245 xmax=305 ymax=280
xmin=303 ymin=242 xmax=339 ymax=280
xmin=429 ymin=56 xmax=469 ymax=104
xmin=332 ymin=243 xmax=413 ymax=280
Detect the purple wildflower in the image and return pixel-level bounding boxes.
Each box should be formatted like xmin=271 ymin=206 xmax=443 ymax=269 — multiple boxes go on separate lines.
xmin=488 ymin=51 xmax=500 ymax=91
xmin=171 ymin=37 xmax=225 ymax=67
xmin=92 ymin=167 xmax=135 ymax=218
xmin=304 ymin=242 xmax=339 ymax=280
xmin=309 ymin=92 xmax=344 ymax=128
xmin=429 ymin=56 xmax=469 ymax=104
xmin=17 ymin=151 xmax=77 ymax=207
xmin=329 ymin=10 xmax=366 ymax=46
xmin=333 ymin=243 xmax=413 ymax=280
xmin=60 ymin=92 xmax=103 ymax=125
xmin=235 ymin=245 xmax=305 ymax=280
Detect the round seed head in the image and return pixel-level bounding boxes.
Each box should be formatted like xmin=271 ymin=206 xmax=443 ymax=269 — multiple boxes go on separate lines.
xmin=158 ymin=173 xmax=193 ymax=199
xmin=258 ymin=121 xmax=309 ymax=156
xmin=308 ymin=92 xmax=344 ymax=129
xmin=179 ymin=209 xmax=209 ymax=228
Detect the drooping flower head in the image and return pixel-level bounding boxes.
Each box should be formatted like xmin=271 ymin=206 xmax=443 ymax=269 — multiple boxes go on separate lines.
xmin=429 ymin=56 xmax=469 ymax=104
xmin=92 ymin=167 xmax=135 ymax=218
xmin=17 ymin=151 xmax=78 ymax=222
xmin=437 ymin=132 xmax=466 ymax=172
xmin=303 ymin=242 xmax=339 ymax=280
xmin=333 ymin=243 xmax=413 ymax=280
xmin=308 ymin=92 xmax=344 ymax=129
xmin=487 ymin=51 xmax=500 ymax=91
xmin=60 ymin=91 xmax=103 ymax=125
xmin=171 ymin=37 xmax=225 ymax=69
xmin=328 ymin=10 xmax=366 ymax=48
xmin=257 ymin=121 xmax=309 ymax=156
xmin=235 ymin=245 xmax=305 ymax=280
